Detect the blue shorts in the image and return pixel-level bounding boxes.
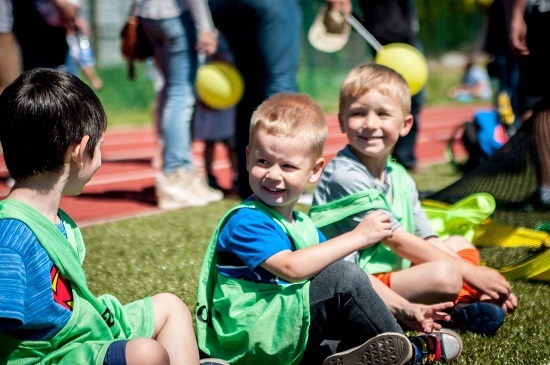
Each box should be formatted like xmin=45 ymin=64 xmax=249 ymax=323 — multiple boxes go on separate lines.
xmin=103 ymin=340 xmax=127 ymax=365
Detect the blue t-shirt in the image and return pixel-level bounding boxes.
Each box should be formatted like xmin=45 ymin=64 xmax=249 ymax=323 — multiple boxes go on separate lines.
xmin=0 ymin=219 xmax=73 ymax=340
xmin=216 ymin=208 xmax=326 ymax=284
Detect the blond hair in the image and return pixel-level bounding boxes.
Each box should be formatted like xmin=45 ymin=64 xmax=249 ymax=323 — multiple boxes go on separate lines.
xmin=339 ymin=64 xmax=411 ymax=114
xmin=250 ymin=93 xmax=327 ymax=158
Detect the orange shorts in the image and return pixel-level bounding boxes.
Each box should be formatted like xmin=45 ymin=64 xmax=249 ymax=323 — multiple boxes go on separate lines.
xmin=373 ymin=272 xmax=393 ymax=288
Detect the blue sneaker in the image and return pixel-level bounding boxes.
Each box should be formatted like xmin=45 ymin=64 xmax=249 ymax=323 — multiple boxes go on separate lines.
xmin=409 ymin=329 xmax=463 ymax=364
xmin=323 ymin=332 xmax=413 ymax=365
xmin=446 ymin=302 xmax=505 ymax=336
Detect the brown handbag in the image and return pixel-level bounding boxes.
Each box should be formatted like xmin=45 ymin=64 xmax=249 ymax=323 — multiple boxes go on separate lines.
xmin=120 ymin=2 xmax=153 ymax=78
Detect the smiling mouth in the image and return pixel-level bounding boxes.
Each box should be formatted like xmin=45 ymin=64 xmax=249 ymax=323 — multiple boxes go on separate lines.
xmin=359 ymin=135 xmax=382 ymax=141
xmin=263 ymin=186 xmax=285 ymax=193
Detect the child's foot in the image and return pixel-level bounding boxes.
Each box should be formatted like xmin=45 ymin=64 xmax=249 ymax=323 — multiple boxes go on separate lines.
xmin=445 ymin=301 xmax=505 ymax=336
xmin=323 ymin=332 xmax=413 ymax=365
xmin=200 ymin=358 xmax=230 ymax=365
xmin=409 ymin=329 xmax=462 ymax=364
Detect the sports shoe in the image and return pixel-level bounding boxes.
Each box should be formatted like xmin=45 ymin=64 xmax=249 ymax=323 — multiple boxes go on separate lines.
xmin=445 ymin=301 xmax=505 ymax=336
xmin=199 ymin=358 xmax=230 ymax=365
xmin=189 ymin=170 xmax=224 ymax=203
xmin=322 ymin=332 xmax=413 ymax=365
xmin=155 ymin=169 xmax=208 ymax=210
xmin=409 ymin=329 xmax=463 ymax=364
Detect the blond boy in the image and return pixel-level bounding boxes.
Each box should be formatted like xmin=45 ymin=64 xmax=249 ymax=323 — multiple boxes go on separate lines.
xmin=311 ymin=64 xmax=518 ymax=337
xmin=196 ymin=93 xmax=463 ymax=365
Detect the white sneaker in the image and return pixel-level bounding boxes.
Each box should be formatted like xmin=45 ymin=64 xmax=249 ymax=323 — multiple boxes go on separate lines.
xmin=189 ymin=170 xmax=224 ymax=203
xmin=155 ymin=169 xmax=208 ymax=210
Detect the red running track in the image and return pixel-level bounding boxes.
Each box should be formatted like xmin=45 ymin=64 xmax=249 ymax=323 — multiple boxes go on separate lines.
xmin=0 ymin=104 xmax=486 ymax=226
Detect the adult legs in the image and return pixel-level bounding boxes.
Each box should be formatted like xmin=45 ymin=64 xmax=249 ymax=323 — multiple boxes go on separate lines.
xmin=301 ymin=261 xmax=403 ymax=364
xmin=209 ymin=0 xmax=301 ymax=198
xmin=393 ymin=73 xmax=425 ymax=170
xmin=142 ymin=14 xmax=197 ymax=175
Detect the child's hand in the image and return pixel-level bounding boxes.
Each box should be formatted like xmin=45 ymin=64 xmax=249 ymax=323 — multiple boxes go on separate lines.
xmin=395 ymin=301 xmax=454 ymax=333
xmin=479 ymin=291 xmax=518 ymax=315
xmin=357 ymin=210 xmax=392 ymax=247
xmin=465 ymin=265 xmax=512 ymax=302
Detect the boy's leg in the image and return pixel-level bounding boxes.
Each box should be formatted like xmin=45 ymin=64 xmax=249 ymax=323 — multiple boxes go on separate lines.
xmin=301 ymin=261 xmax=404 ymax=364
xmin=150 ymin=293 xmax=200 ymax=365
xmin=389 ymin=262 xmax=463 ymax=304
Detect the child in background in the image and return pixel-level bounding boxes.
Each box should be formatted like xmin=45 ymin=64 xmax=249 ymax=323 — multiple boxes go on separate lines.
xmin=310 ymin=64 xmax=518 ymax=337
xmin=0 ymin=68 xmax=225 ymax=365
xmin=193 ymin=34 xmax=237 ymax=192
xmin=196 ymin=92 xmax=463 ymax=365
xmin=448 ymin=57 xmax=492 ymax=102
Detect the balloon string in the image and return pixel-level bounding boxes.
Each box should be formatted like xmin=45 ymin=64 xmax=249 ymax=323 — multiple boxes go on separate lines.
xmin=346 ymin=15 xmax=383 ymax=52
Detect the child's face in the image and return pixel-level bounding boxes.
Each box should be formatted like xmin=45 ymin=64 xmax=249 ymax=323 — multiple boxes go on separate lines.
xmin=339 ymin=89 xmax=413 ymax=163
xmin=246 ymin=129 xmax=324 ymax=221
xmin=64 ymin=134 xmax=104 ymax=195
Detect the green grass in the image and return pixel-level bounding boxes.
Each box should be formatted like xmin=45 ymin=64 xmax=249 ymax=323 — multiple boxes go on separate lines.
xmin=90 ymin=63 xmax=155 ymax=128
xmin=80 ymin=164 xmax=550 ymax=364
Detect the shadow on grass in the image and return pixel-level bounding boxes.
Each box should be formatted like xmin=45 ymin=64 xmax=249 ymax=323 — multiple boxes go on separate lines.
xmin=78 ymin=187 xmax=157 ymax=206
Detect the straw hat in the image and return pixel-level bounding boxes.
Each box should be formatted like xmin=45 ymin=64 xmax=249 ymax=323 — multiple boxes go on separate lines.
xmin=308 ymin=5 xmax=351 ymax=53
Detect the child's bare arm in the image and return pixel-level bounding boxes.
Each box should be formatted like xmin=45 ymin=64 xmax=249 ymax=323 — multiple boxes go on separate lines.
xmin=385 ymin=228 xmax=512 ymax=300
xmin=261 ymin=211 xmax=392 ymax=282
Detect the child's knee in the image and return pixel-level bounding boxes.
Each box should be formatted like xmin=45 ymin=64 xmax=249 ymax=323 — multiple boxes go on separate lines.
xmin=429 ymin=261 xmax=463 ymax=296
xmin=444 ymin=235 xmax=475 ymax=251
xmin=152 ymin=292 xmax=192 ymax=322
xmin=126 ymin=338 xmax=169 ymax=365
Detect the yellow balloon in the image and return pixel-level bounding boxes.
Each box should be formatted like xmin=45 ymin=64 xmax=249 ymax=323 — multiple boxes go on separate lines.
xmin=196 ymin=61 xmax=244 ymax=109
xmin=374 ymin=43 xmax=428 ymax=96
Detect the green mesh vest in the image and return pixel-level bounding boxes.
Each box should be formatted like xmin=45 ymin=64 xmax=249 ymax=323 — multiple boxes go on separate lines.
xmin=309 ymin=161 xmax=415 ymax=274
xmin=0 ymin=200 xmax=154 ymax=365
xmin=196 ymin=200 xmax=320 ymax=365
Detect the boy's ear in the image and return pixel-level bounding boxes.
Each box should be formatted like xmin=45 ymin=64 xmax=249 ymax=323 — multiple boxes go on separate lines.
xmin=400 ymin=114 xmax=414 ymax=137
xmin=338 ymin=113 xmax=346 ymax=133
xmin=309 ymin=157 xmax=326 ymax=183
xmin=70 ymin=135 xmax=91 ymax=168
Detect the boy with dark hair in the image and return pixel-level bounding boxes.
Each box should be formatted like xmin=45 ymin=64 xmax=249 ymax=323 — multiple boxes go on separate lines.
xmin=310 ymin=64 xmax=518 ymax=337
xmin=0 ymin=68 xmax=226 ymax=365
xmin=196 ymin=92 xmax=463 ymax=365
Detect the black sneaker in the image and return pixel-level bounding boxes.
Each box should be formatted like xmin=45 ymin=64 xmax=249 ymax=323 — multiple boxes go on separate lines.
xmin=446 ymin=302 xmax=505 ymax=336
xmin=322 ymin=332 xmax=413 ymax=365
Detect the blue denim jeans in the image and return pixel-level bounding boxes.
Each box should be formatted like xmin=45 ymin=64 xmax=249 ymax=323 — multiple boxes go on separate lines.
xmin=141 ymin=13 xmax=198 ymax=174
xmin=209 ymin=0 xmax=302 ymax=197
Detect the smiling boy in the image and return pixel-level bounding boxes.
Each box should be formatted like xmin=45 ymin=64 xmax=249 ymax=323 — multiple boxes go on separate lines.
xmin=310 ymin=64 xmax=517 ymax=337
xmin=196 ymin=92 xmax=463 ymax=365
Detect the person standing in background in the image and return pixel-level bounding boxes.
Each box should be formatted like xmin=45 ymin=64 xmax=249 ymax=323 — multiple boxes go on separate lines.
xmin=207 ymin=0 xmax=302 ymax=199
xmin=12 ymin=0 xmax=78 ymax=71
xmin=356 ymin=0 xmax=426 ymax=172
xmin=0 ymin=0 xmax=21 ymax=93
xmin=136 ymin=0 xmax=223 ymax=210
xmin=510 ymin=0 xmax=550 ymax=208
